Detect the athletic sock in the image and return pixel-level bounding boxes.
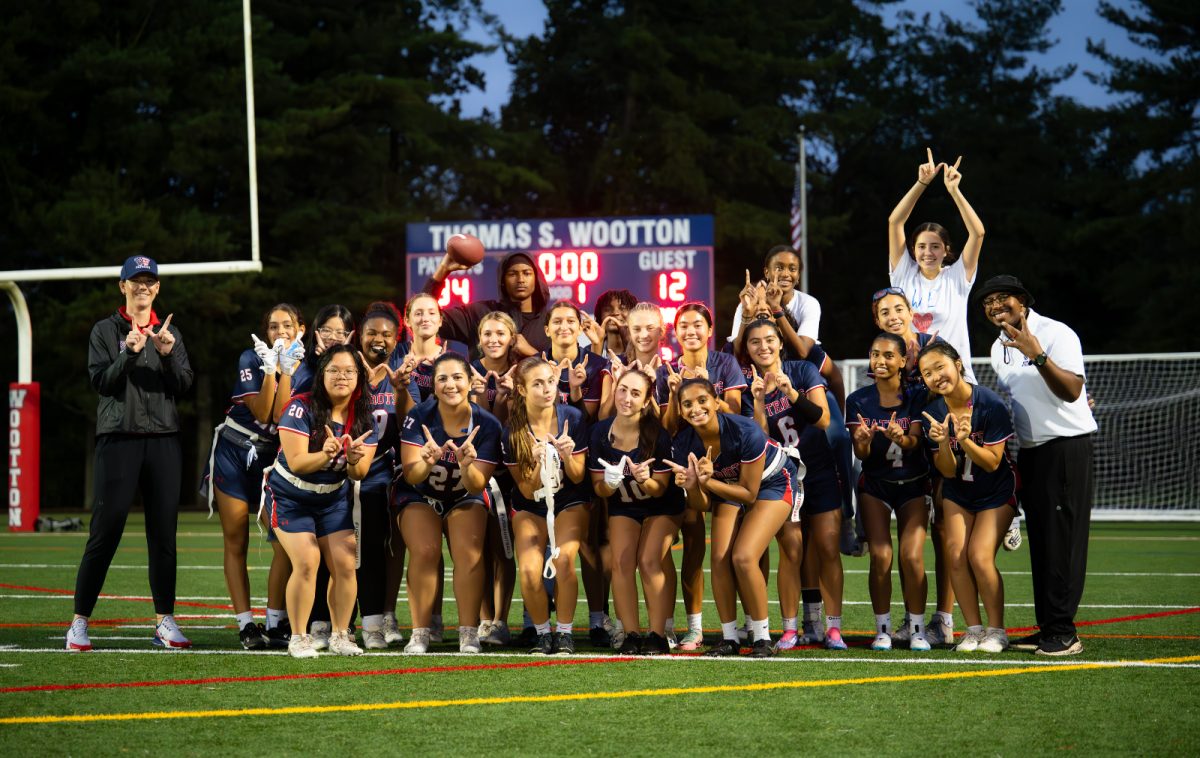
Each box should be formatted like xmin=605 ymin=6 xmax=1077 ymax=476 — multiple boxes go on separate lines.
xmin=936 ymin=610 xmax=954 ymax=629
xmin=266 ymin=608 xmax=285 ymax=629
xmin=235 ymin=611 xmax=253 ymax=629
xmin=535 ymin=621 xmax=551 ymax=635
xmin=801 ymin=587 xmax=822 ymax=605
xmin=555 ymin=622 xmax=573 ymax=635
xmin=783 ymin=616 xmax=799 ymax=632
xmin=720 ymin=620 xmax=738 ymax=641
xmin=687 ymin=612 xmax=703 ymax=633
xmin=908 ymin=613 xmax=925 ymax=635
xmin=750 ymin=618 xmax=771 ymax=642
xmin=968 ymin=624 xmax=984 ymax=635
xmin=362 ymin=614 xmax=383 ymax=632
xmin=826 ymin=615 xmax=843 ymax=631
xmin=874 ymin=612 xmax=891 ymax=635
xmin=589 ymin=611 xmax=604 ymax=628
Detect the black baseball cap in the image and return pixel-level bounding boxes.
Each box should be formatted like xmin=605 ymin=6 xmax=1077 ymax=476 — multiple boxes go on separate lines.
xmin=976 ymin=274 xmax=1034 ymax=306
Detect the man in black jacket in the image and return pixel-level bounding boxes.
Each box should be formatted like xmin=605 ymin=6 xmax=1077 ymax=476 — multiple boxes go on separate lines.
xmin=66 ymin=256 xmax=194 ymax=651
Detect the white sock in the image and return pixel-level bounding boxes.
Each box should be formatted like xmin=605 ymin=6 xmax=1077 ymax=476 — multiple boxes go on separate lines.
xmin=235 ymin=611 xmax=253 ymax=629
xmin=783 ymin=616 xmax=798 ymax=632
xmin=720 ymin=620 xmax=738 ymax=641
xmin=875 ymin=613 xmax=891 ymax=635
xmin=750 ymin=618 xmax=770 ymax=642
xmin=909 ymin=613 xmax=925 ymax=635
xmin=968 ymin=624 xmax=984 ymax=635
xmin=555 ymin=622 xmax=573 ymax=635
xmin=687 ymin=613 xmax=703 ymax=633
xmin=803 ymin=602 xmax=823 ymax=622
xmin=936 ymin=611 xmax=954 ymax=629
xmin=535 ymin=621 xmax=551 ymax=635
xmin=826 ymin=615 xmax=843 ymax=631
xmin=589 ymin=611 xmax=604 ymax=628
xmin=362 ymin=614 xmax=384 ymax=632
xmin=266 ymin=608 xmax=285 ymax=629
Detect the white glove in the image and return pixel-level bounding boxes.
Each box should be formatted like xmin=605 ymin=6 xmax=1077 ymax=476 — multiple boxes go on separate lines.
xmin=252 ymin=334 xmax=279 ymax=375
xmin=598 ymin=456 xmax=629 ymax=490
xmin=279 ymin=338 xmax=305 ymax=376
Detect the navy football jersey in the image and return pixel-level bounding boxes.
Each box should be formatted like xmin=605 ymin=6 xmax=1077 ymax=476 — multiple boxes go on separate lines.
xmin=501 ymin=404 xmax=591 ymax=511
xmin=275 ymin=395 xmax=379 ymax=487
xmin=845 ymin=384 xmax=929 ymax=482
xmin=362 ymin=376 xmax=400 ymax=491
xmin=739 ymin=360 xmax=836 ymax=476
xmin=924 ymin=385 xmax=1016 ymax=508
xmin=655 ymin=350 xmax=747 ymax=407
xmin=671 ymin=412 xmax=789 ymax=502
xmin=587 ymin=417 xmax=682 ymax=513
xmin=552 ymin=350 xmax=610 ymax=411
xmin=225 ymin=348 xmax=278 ymax=437
xmin=397 ymin=397 xmax=502 ymax=503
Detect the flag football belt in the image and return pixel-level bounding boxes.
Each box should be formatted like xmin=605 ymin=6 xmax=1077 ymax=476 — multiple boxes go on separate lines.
xmin=202 ymin=417 xmax=277 ymax=518
xmin=533 ymin=441 xmax=563 ymax=580
xmin=763 ymin=444 xmax=806 ymax=522
xmin=488 ymin=477 xmax=514 ymax=559
xmin=254 ymin=463 xmax=347 ymax=537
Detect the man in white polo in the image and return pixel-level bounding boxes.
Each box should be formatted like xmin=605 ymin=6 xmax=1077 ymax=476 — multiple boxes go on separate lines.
xmin=980 ymin=275 xmax=1097 ymax=656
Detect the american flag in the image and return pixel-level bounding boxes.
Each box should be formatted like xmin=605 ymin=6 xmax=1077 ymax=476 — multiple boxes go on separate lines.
xmin=789 ymin=162 xmax=803 ymax=252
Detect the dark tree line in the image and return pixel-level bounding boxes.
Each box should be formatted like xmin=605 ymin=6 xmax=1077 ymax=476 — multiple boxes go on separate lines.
xmin=1 ymin=0 xmax=1195 ymax=509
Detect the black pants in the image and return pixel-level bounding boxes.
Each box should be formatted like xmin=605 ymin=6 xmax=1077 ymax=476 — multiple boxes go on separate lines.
xmin=310 ymin=487 xmax=390 ymax=625
xmin=1019 ymin=433 xmax=1094 ymax=638
xmin=75 ymin=434 xmax=181 ymax=617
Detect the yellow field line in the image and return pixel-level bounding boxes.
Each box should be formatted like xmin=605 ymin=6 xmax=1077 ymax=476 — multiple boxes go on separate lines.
xmin=4 ymin=655 xmax=1197 ymax=726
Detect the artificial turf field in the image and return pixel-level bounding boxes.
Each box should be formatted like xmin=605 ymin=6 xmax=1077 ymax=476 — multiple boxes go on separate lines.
xmin=1 ymin=514 xmax=1197 ymax=755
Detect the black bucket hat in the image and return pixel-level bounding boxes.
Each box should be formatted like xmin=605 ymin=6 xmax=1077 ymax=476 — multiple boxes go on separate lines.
xmin=976 ymin=274 xmax=1034 ymax=306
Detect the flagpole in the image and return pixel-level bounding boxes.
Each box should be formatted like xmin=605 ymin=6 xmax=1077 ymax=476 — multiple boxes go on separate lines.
xmin=798 ymin=127 xmax=808 ymax=293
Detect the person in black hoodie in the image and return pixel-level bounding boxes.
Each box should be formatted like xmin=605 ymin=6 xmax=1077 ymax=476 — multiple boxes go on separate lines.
xmin=66 ymin=256 xmax=194 ymax=652
xmin=422 ymin=251 xmax=552 ymax=358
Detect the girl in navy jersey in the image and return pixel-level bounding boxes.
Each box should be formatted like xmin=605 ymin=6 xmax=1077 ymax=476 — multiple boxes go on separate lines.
xmin=737 ymin=319 xmax=845 ymax=650
xmin=502 ymin=357 xmax=591 ymax=655
xmin=918 ymin=342 xmax=1017 ymax=653
xmin=846 ymin=333 xmax=931 ymax=652
xmin=667 ymin=378 xmax=801 ymax=658
xmin=403 ymin=293 xmax=447 ymax=404
xmin=588 ymin=368 xmax=682 ymax=655
xmin=396 ymin=353 xmax=502 ymax=654
xmin=470 ymin=311 xmax=519 ymax=423
xmin=205 ymin=304 xmax=303 ymax=650
xmin=269 ymin=345 xmax=378 ymax=658
xmin=545 ymin=299 xmax=612 ymax=421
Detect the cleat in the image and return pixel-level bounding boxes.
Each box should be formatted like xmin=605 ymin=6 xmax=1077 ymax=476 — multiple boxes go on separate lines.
xmin=458 ymin=626 xmax=482 ymax=654
xmin=329 ymin=629 xmax=363 ymax=656
xmin=310 ymin=621 xmax=331 ymax=651
xmin=748 ymin=639 xmax=775 ymax=658
xmin=361 ymin=627 xmax=388 ymax=650
xmin=824 ymin=628 xmax=848 ymax=651
xmin=909 ymin=631 xmax=932 ymax=652
xmin=65 ymin=617 xmax=92 ymax=652
xmin=239 ymin=621 xmax=269 ymax=651
xmin=153 ymin=615 xmax=192 ymax=649
xmin=871 ymin=632 xmax=893 ymax=651
xmin=589 ymin=625 xmax=611 ymax=648
xmin=404 ymin=627 xmax=431 ymax=654
xmin=618 ymin=631 xmax=643 ymax=655
xmin=288 ymin=633 xmax=318 ymax=659
xmin=799 ymin=617 xmax=826 ymax=645
xmin=265 ymin=618 xmax=292 ymax=648
xmin=955 ymin=628 xmax=985 ymax=652
xmin=1036 ymin=634 xmax=1083 ymax=657
xmin=977 ymin=627 xmax=1009 ymax=653
xmin=891 ymin=624 xmax=910 ymax=644
xmin=429 ymin=616 xmax=444 ymax=643
xmin=677 ymin=629 xmax=704 ymax=651
xmin=481 ymin=620 xmax=511 ymax=646
xmin=529 ymin=632 xmax=554 ymax=655
xmin=665 ymin=629 xmax=678 ymax=650
xmin=554 ymin=631 xmax=576 ymax=655
xmin=704 ymin=639 xmax=741 ymax=657
xmin=643 ymin=631 xmax=671 ymax=655
xmin=926 ymin=616 xmax=953 ymax=647
xmin=737 ymin=621 xmax=749 ymax=643
xmin=513 ymin=626 xmax=538 ymax=649
xmin=380 ymin=615 xmax=404 ymax=645
xmin=1011 ymin=631 xmax=1042 ymax=652
xmin=774 ymin=630 xmax=800 ymax=651
xmin=1003 ymin=521 xmax=1023 ymax=552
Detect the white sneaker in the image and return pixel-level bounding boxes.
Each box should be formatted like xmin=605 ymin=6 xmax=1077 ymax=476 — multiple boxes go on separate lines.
xmin=405 ymin=627 xmax=431 ymax=654
xmin=381 ymin=614 xmax=405 ymax=645
xmin=1003 ymin=520 xmax=1023 ymax=551
xmin=459 ymin=625 xmax=482 ymax=653
xmin=926 ymin=616 xmax=953 ymax=646
xmin=606 ymin=616 xmax=625 ymax=650
xmin=955 ymin=628 xmax=985 ymax=652
xmin=310 ymin=621 xmax=331 ymax=651
xmin=871 ymin=632 xmax=893 ymax=651
xmin=429 ymin=616 xmax=444 ymax=643
xmin=361 ymin=627 xmax=388 ymax=650
xmin=288 ymin=633 xmax=318 ymax=659
xmin=153 ymin=615 xmax=192 ymax=649
xmin=891 ymin=623 xmax=910 ymax=644
xmin=480 ymin=620 xmax=510 ymax=646
xmin=65 ymin=617 xmax=92 ymax=651
xmin=909 ymin=631 xmax=932 ymax=652
xmin=977 ymin=627 xmax=1009 ymax=653
xmin=329 ymin=630 xmax=364 ymax=656
xmin=666 ymin=629 xmax=678 ymax=650
xmin=737 ymin=621 xmax=749 ymax=643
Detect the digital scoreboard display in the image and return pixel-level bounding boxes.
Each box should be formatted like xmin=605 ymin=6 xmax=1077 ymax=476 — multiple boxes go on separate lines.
xmin=404 ymin=215 xmax=714 ymax=333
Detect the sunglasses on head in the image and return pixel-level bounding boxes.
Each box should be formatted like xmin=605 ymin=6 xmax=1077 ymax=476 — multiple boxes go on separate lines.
xmin=871 ymin=287 xmax=906 ymax=302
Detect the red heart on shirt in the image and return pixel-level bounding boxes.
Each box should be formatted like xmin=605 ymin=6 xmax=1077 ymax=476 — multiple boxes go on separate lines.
xmin=912 ymin=312 xmax=933 ymax=333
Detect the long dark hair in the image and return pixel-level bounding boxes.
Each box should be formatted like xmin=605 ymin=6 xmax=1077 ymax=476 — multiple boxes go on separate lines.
xmin=908 ymin=222 xmax=956 ymax=266
xmin=614 ymin=369 xmax=662 ymax=461
xmin=260 ymin=303 xmax=304 ymax=341
xmin=508 ymin=356 xmax=556 ymax=478
xmin=674 ymin=377 xmax=719 ymax=428
xmin=308 ymin=345 xmax=374 ymax=452
xmin=734 ymin=317 xmax=781 ymax=369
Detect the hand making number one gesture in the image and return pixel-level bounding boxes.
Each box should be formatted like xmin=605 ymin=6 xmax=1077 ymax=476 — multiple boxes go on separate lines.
xmin=444 ymin=426 xmax=481 ymax=470
xmin=420 ymin=424 xmax=445 ymax=465
xmin=918 ymin=146 xmax=940 ymax=186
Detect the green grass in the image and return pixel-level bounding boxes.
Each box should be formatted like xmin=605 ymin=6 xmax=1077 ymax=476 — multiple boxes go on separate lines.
xmin=1 ymin=515 xmax=1198 ymax=755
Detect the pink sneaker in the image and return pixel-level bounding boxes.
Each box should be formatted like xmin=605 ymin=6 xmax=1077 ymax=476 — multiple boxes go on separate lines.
xmin=824 ymin=627 xmax=848 ymax=651
xmin=677 ymin=629 xmax=704 ymax=651
xmin=774 ymin=629 xmax=800 ymax=651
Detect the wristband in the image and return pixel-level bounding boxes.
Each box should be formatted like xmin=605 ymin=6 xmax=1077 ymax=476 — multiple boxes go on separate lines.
xmin=918 ymin=180 xmax=930 ymax=186
xmin=772 ymin=310 xmax=785 ymax=320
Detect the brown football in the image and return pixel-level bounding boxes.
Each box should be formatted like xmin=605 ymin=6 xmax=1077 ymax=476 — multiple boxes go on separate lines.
xmin=446 ymin=233 xmax=485 ymax=266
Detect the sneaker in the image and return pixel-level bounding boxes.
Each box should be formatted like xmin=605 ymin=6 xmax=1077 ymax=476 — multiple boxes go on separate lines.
xmin=704 ymin=639 xmax=740 ymax=657
xmin=381 ymin=614 xmax=405 ymax=645
xmin=909 ymin=631 xmax=932 ymax=652
xmin=605 ymin=616 xmax=624 ymax=650
xmin=589 ymin=625 xmax=611 ymax=648
xmin=239 ymin=621 xmax=269 ymax=651
xmin=824 ymin=627 xmax=848 ymax=651
xmin=677 ymin=629 xmax=704 ymax=651
xmin=429 ymin=616 xmax=444 ymax=643
xmin=748 ymin=639 xmax=775 ymax=658
xmin=1036 ymin=634 xmax=1083 ymax=657
xmin=1003 ymin=521 xmax=1023 ymax=552
xmin=618 ymin=631 xmax=643 ymax=655
xmin=1011 ymin=631 xmax=1043 ymax=652
xmin=361 ymin=626 xmax=388 ymax=650
xmin=459 ymin=626 xmax=482 ymax=654
xmin=926 ymin=616 xmax=953 ymax=647
xmin=404 ymin=627 xmax=431 ymax=654
xmin=65 ymin=617 xmax=92 ymax=652
xmin=665 ymin=629 xmax=678 ymax=650
xmin=798 ymin=618 xmax=825 ymax=645
xmin=774 ymin=629 xmax=800 ymax=651
xmin=554 ymin=631 xmax=576 ymax=655
xmin=329 ymin=630 xmax=364 ymax=656
xmin=643 ymin=631 xmax=671 ymax=655
xmin=288 ymin=633 xmax=318 ymax=659
xmin=529 ymin=632 xmax=555 ymax=655
xmin=310 ymin=621 xmax=331 ymax=651
xmin=977 ymin=627 xmax=1009 ymax=653
xmin=265 ymin=618 xmax=292 ymax=648
xmin=891 ymin=624 xmax=910 ymax=644
xmin=955 ymin=628 xmax=985 ymax=652
xmin=153 ymin=615 xmax=192 ymax=649
xmin=481 ymin=620 xmax=511 ymax=646
xmin=736 ymin=621 xmax=749 ymax=643
xmin=871 ymin=632 xmax=893 ymax=651
xmin=513 ymin=626 xmax=538 ymax=649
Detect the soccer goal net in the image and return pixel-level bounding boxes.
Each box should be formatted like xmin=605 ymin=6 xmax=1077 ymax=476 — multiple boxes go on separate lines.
xmin=840 ymin=353 xmax=1200 ymax=521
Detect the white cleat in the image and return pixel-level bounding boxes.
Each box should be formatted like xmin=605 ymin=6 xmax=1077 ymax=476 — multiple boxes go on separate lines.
xmin=381 ymin=614 xmax=405 ymax=645
xmin=65 ymin=617 xmax=92 ymax=652
xmin=871 ymin=632 xmax=893 ymax=651
xmin=309 ymin=621 xmax=331 ymax=651
xmin=459 ymin=626 xmax=482 ymax=654
xmin=404 ymin=627 xmax=431 ymax=654
xmin=329 ymin=630 xmax=364 ymax=656
xmin=288 ymin=634 xmax=318 ymax=659
xmin=977 ymin=627 xmax=1009 ymax=653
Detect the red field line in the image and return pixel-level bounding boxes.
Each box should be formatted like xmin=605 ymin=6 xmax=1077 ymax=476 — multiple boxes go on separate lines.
xmin=0 ymin=657 xmax=636 ymax=695
xmin=1003 ymin=606 xmax=1200 ymax=634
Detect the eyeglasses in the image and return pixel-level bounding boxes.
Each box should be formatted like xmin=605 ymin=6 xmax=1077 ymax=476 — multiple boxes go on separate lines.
xmin=324 ymin=368 xmax=359 ymax=378
xmin=982 ymin=293 xmax=1012 ymax=308
xmin=871 ymin=287 xmax=905 ymax=302
xmin=318 ymin=328 xmax=350 ymax=340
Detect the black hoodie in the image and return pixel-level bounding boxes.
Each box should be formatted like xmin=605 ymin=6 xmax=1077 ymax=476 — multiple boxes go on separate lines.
xmin=422 ymin=251 xmax=553 ymax=356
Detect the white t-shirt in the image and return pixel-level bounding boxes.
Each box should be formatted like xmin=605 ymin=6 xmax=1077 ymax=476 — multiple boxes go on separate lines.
xmin=990 ymin=309 xmax=1097 ymax=447
xmin=889 ymin=253 xmax=976 ymax=382
xmin=727 ymin=290 xmax=821 ymax=344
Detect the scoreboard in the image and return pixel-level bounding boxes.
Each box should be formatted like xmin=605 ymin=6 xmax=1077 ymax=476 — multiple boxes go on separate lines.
xmin=404 ymin=215 xmax=714 ymax=331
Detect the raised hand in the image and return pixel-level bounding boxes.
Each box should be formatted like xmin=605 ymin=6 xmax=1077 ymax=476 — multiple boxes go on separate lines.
xmin=344 ymin=430 xmax=373 ymax=466
xmin=764 ymin=273 xmax=783 ymax=311
xmin=693 ymin=447 xmax=714 ymax=487
xmin=739 ymin=269 xmax=758 ymax=315
xmin=449 ymin=426 xmax=480 ymax=470
xmin=629 ymin=457 xmax=655 ymax=484
xmin=753 ymin=281 xmax=771 ymax=318
xmin=608 ymin=350 xmax=629 ymax=383
xmin=390 ymin=353 xmax=418 ymax=392
xmin=953 ymin=410 xmax=972 ymax=442
xmin=497 ymin=364 xmax=517 ymax=397
xmin=882 ymin=411 xmax=906 ymax=443
xmin=665 ymin=360 xmax=682 ymax=395
xmin=580 ymin=314 xmax=604 ymax=348
xmin=124 ymin=323 xmax=148 ymax=355
xmin=1000 ymin=314 xmax=1043 ymax=361
xmin=852 ymin=414 xmax=875 ymax=445
xmin=252 ymin=333 xmax=279 ymax=375
xmin=773 ymin=369 xmax=795 ymax=398
xmin=918 ymin=146 xmax=941 ymax=186
xmin=597 ymin=456 xmax=629 ymax=490
xmin=149 ymin=314 xmax=175 ymax=356
xmin=750 ymin=365 xmax=766 ymax=403
xmin=942 ymin=155 xmax=963 ymax=193
xmin=550 ymin=420 xmax=575 ymax=458
xmin=922 ymin=412 xmax=951 ymax=444
xmin=470 ymin=364 xmax=489 ymax=397
xmin=359 ymin=351 xmax=388 ymax=385
xmin=420 ymin=424 xmax=445 ymax=465
xmin=664 ymin=458 xmax=698 ymax=490
xmin=279 ymin=337 xmax=305 ymax=377
xmin=569 ymin=353 xmax=589 ymax=393
xmin=314 ymin=329 xmax=328 ymax=357
xmin=322 ymin=425 xmax=342 ymax=461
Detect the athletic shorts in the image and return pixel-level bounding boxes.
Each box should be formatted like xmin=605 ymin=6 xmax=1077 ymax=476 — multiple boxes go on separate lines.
xmin=858 ymin=474 xmax=931 ymax=512
xmin=267 ymin=484 xmax=353 ymax=538
xmin=395 ymin=490 xmax=489 ymax=518
xmin=608 ymin=497 xmax=686 ymax=524
xmin=210 ymin=434 xmax=273 ymax=503
xmin=942 ymin=491 xmax=1019 ymax=514
xmin=799 ymin=469 xmax=842 ymax=515
xmin=511 ymin=497 xmax=589 ymax=519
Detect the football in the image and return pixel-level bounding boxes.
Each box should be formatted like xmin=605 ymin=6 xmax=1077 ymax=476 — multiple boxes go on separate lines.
xmin=446 ymin=233 xmax=485 ymax=267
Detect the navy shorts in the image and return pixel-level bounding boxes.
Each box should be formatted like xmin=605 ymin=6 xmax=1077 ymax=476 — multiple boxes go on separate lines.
xmin=608 ymin=497 xmax=686 ymax=524
xmin=210 ymin=435 xmax=273 ymax=503
xmin=395 ymin=490 xmax=489 ymax=518
xmin=942 ymin=490 xmax=1019 ymax=514
xmin=858 ymin=474 xmax=931 ymax=512
xmin=799 ymin=470 xmax=842 ymax=516
xmin=511 ymin=496 xmax=589 ymax=519
xmin=267 ymin=479 xmax=353 ymax=538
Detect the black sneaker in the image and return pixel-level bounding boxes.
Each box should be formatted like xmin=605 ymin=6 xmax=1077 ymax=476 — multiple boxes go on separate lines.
xmin=1011 ymin=631 xmax=1042 ymax=652
xmin=265 ymin=619 xmax=291 ymax=649
xmin=618 ymin=632 xmax=642 ymax=655
xmin=748 ymin=639 xmax=775 ymax=658
xmin=589 ymin=625 xmax=611 ymax=648
xmin=554 ymin=631 xmax=576 ymax=655
xmin=642 ymin=631 xmax=671 ymax=655
xmin=529 ymin=632 xmax=554 ymax=655
xmin=1036 ymin=634 xmax=1083 ymax=656
xmin=512 ymin=626 xmax=538 ymax=649
xmin=239 ymin=621 xmax=268 ymax=651
xmin=704 ymin=639 xmax=741 ymax=657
